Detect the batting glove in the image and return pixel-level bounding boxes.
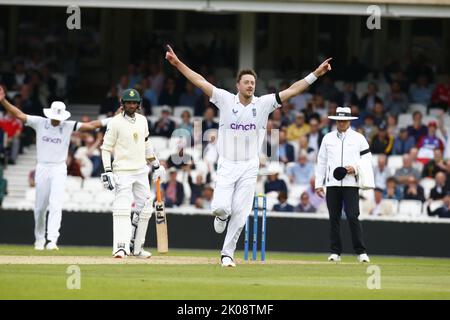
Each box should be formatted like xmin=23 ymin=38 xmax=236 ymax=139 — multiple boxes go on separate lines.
xmin=101 ymin=171 xmax=116 ymax=191
xmin=152 ymin=165 xmax=167 ymax=183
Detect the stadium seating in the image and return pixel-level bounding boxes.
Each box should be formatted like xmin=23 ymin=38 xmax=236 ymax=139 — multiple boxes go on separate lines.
xmin=150 ymin=137 xmax=169 ymax=152
xmin=265 ymin=191 xmax=279 ymax=211
xmin=378 ymin=83 xmax=390 ymax=97
xmin=287 ymin=184 xmax=307 ymax=207
xmin=398 ymin=200 xmax=423 ymax=217
xmin=82 ymin=178 xmax=104 ymax=193
xmin=334 ymin=81 xmax=344 ymax=91
xmin=65 ymin=176 xmax=83 ymax=192
xmin=355 ymin=81 xmax=369 ymax=98
xmin=409 ymin=103 xmax=427 ymax=115
xmin=173 ymin=106 xmax=194 ymax=117
xmin=420 ymin=178 xmax=436 ymax=199
xmin=71 ymin=191 xmax=95 ymax=208
xmin=387 ymin=155 xmax=404 ymax=172
xmin=428 ymin=200 xmax=444 ymax=212
xmin=398 ymin=114 xmax=413 ymax=128
xmin=94 ymin=190 xmax=115 ymax=206
xmin=152 ymin=105 xmax=171 ymax=117
xmin=384 ymin=199 xmax=399 ymax=215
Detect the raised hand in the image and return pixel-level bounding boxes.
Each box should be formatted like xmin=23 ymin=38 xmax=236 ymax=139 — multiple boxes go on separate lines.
xmin=314 ymin=58 xmax=332 ymax=77
xmin=165 ymin=45 xmax=180 ymax=67
xmin=0 ymin=86 xmax=5 ymax=102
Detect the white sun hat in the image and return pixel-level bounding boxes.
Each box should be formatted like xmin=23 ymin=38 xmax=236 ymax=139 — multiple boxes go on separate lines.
xmin=43 ymin=101 xmax=71 ymax=121
xmin=266 ymin=162 xmax=282 ymax=175
xmin=328 ymin=107 xmax=358 ymax=121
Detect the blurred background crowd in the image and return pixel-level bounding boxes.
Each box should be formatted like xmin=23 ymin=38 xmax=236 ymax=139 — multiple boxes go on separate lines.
xmin=0 ymin=7 xmax=449 ymax=218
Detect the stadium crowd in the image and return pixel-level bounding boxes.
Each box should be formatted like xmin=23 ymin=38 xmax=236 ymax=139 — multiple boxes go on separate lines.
xmin=1 ymin=48 xmax=450 ymax=218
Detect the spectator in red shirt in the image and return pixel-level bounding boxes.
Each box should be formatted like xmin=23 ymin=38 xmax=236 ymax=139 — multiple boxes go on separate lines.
xmin=430 ymin=74 xmax=450 ymax=112
xmin=0 ymin=110 xmax=23 ymax=164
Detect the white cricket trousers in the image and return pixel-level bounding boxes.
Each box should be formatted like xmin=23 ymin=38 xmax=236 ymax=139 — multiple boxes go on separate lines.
xmin=211 ymin=157 xmax=259 ymax=259
xmin=34 ymin=162 xmax=67 ymax=244
xmin=112 ymin=167 xmax=151 ymax=254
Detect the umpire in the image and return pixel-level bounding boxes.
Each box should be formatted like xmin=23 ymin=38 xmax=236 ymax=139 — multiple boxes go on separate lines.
xmin=315 ymin=107 xmax=373 ymax=263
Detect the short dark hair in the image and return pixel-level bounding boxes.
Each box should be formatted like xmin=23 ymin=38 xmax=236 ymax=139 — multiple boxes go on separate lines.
xmin=386 ymin=176 xmax=397 ymax=184
xmin=278 ymin=191 xmax=288 ymax=201
xmin=236 ymin=69 xmax=257 ymax=83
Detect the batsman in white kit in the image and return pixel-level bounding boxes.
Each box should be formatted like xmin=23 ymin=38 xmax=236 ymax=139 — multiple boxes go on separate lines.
xmin=100 ymin=89 xmax=166 ymax=258
xmin=0 ymin=86 xmax=110 ymax=250
xmin=166 ymin=45 xmax=332 ymax=267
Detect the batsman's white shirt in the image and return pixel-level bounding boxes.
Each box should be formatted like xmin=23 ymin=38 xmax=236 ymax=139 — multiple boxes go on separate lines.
xmin=101 ymin=113 xmax=149 ymax=172
xmin=209 ymin=87 xmax=280 ymax=259
xmin=25 ymin=115 xmax=81 ymax=244
xmin=210 ymin=87 xmax=279 ymax=162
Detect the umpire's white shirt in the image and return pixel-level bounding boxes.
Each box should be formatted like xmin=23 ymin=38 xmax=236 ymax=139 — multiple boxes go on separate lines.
xmin=26 ymin=116 xmax=79 ymax=164
xmin=315 ymin=128 xmax=370 ymax=188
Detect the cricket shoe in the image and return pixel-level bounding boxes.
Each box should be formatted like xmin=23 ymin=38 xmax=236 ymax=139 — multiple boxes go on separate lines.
xmin=221 ymin=255 xmax=236 ymax=268
xmin=34 ymin=240 xmax=45 ymax=251
xmin=113 ymin=249 xmax=127 ymax=259
xmin=46 ymin=242 xmax=59 ymax=251
xmin=214 ymin=216 xmax=229 ymax=234
xmin=327 ymin=254 xmax=341 ymax=262
xmin=357 ymin=253 xmax=370 ymax=263
xmin=133 ymin=250 xmax=152 ymax=259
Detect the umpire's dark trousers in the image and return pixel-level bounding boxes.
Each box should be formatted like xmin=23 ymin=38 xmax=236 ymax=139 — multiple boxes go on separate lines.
xmin=326 ymin=187 xmax=366 ymax=255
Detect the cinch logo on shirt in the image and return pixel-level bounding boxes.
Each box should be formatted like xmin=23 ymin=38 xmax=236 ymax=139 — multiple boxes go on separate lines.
xmin=42 ymin=136 xmax=62 ymax=144
xmin=230 ymin=123 xmax=256 ymax=131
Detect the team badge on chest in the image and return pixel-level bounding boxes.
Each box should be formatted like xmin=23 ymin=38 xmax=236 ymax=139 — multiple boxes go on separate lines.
xmin=133 ymin=132 xmax=138 ymax=142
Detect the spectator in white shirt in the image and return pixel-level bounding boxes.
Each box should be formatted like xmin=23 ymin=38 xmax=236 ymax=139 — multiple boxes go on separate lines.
xmin=373 ymin=154 xmax=391 ymax=189
xmin=362 ymin=188 xmax=395 ymax=216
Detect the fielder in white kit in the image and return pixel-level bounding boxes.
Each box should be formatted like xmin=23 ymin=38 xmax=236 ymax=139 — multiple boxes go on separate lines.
xmin=165 ymin=45 xmax=332 ymax=267
xmin=0 ymin=86 xmax=110 ymax=250
xmin=100 ymin=88 xmax=166 ymax=258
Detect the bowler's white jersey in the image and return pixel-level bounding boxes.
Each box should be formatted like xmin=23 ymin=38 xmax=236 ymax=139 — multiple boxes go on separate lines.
xmin=210 ymin=87 xmax=280 ymax=161
xmin=26 ymin=116 xmax=80 ymax=164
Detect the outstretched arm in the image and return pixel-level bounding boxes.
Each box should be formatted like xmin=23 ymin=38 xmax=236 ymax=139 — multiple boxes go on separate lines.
xmin=78 ymin=119 xmax=111 ymax=132
xmin=279 ymin=58 xmax=332 ymax=103
xmin=165 ymin=45 xmax=214 ymax=98
xmin=0 ymin=86 xmax=27 ymax=122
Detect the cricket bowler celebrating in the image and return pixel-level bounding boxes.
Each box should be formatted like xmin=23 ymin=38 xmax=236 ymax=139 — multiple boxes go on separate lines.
xmin=165 ymin=45 xmax=332 ymax=267
xmin=0 ymin=86 xmax=111 ymax=250
xmin=100 ymin=88 xmax=166 ymax=258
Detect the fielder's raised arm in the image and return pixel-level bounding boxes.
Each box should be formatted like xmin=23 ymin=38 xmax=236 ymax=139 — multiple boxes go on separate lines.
xmin=78 ymin=118 xmax=111 ymax=132
xmin=0 ymin=86 xmax=27 ymax=122
xmin=278 ymin=58 xmax=332 ymax=103
xmin=165 ymin=45 xmax=214 ymax=98
xmin=0 ymin=85 xmax=111 ymax=131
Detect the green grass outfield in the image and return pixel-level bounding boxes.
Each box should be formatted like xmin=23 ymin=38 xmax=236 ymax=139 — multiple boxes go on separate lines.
xmin=0 ymin=245 xmax=449 ymax=300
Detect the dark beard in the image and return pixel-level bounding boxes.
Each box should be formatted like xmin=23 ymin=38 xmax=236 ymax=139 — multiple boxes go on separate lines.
xmin=124 ymin=109 xmax=136 ymax=117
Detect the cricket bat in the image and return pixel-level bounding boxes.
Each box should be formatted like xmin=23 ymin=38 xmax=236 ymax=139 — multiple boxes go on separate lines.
xmin=155 ymin=177 xmax=168 ymax=253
